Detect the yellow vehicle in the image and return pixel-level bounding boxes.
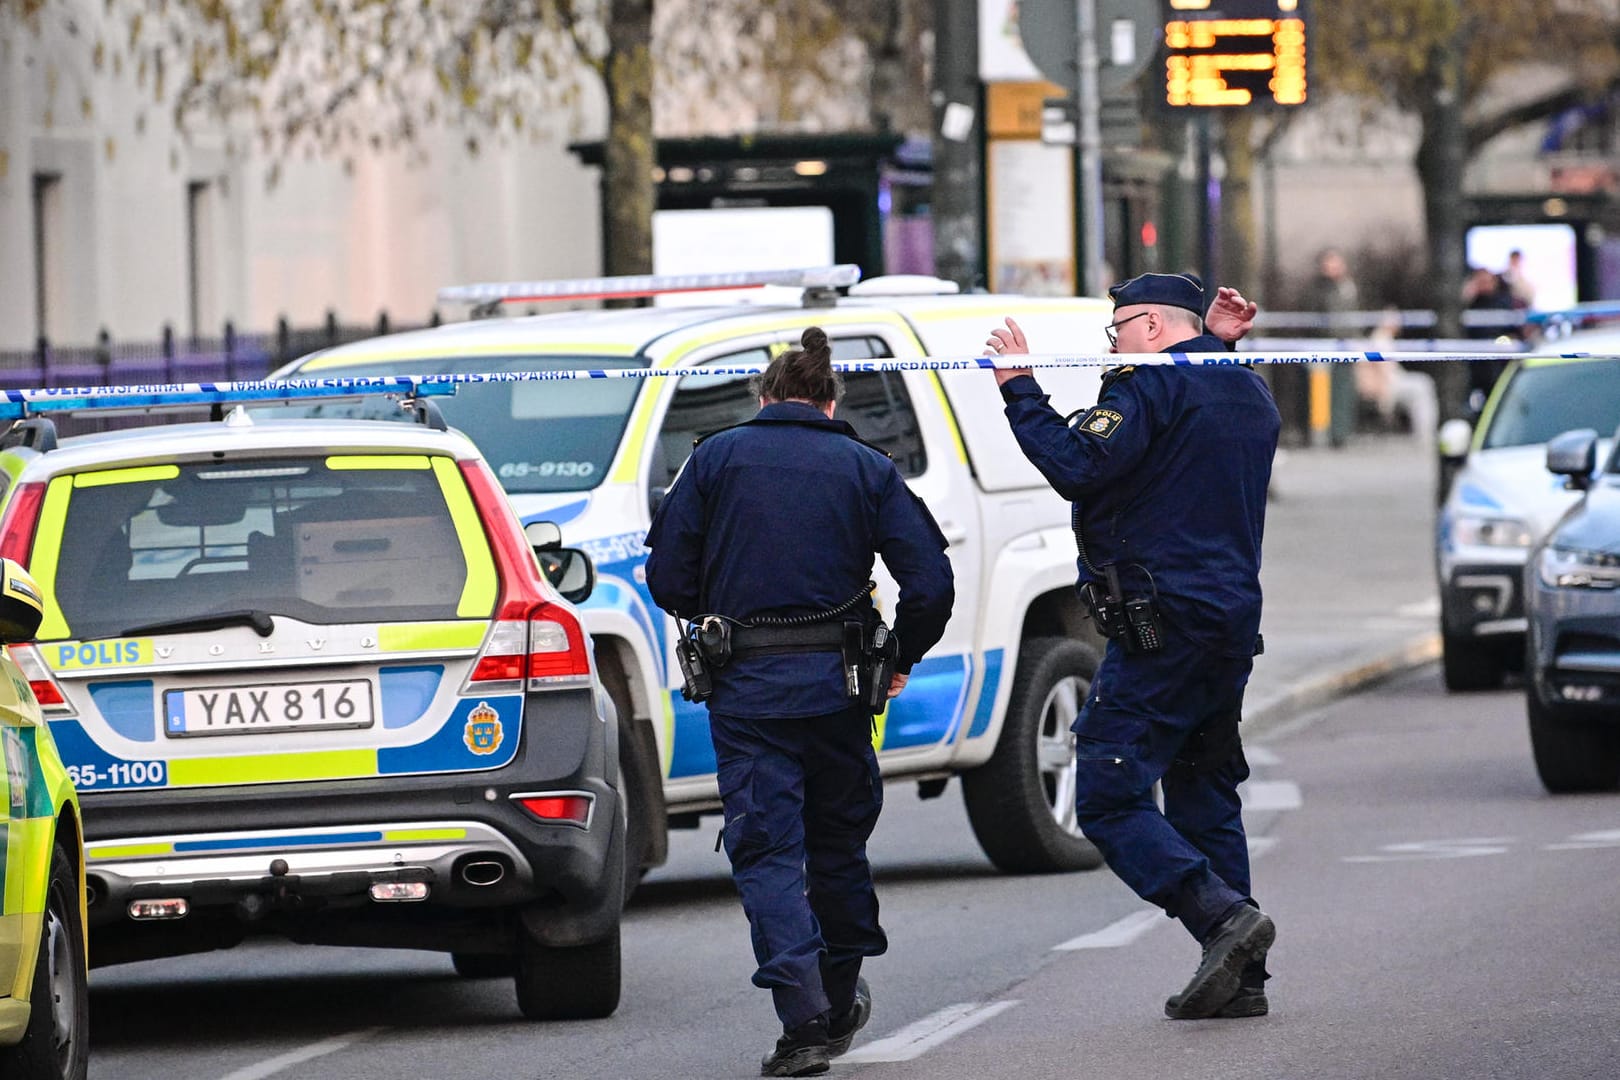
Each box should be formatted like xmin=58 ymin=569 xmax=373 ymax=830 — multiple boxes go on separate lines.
xmin=0 ymin=557 xmax=87 ymax=1080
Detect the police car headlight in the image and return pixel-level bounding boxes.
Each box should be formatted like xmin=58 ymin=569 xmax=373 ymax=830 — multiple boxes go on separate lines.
xmin=1451 ymin=514 xmax=1533 ymax=549
xmin=1538 ymin=544 xmax=1620 ymax=589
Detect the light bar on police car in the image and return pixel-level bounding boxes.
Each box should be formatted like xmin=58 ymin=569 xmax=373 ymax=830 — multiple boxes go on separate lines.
xmin=0 ymin=377 xmax=457 ymax=421
xmin=436 ymin=265 xmax=863 ymax=307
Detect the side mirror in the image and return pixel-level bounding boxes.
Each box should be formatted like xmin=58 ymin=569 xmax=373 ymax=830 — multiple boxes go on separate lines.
xmin=1546 ymin=428 xmax=1600 ymax=491
xmin=0 ymin=559 xmax=45 ymax=645
xmin=1436 ymin=418 xmax=1473 ymax=461
xmin=524 ymin=520 xmax=563 ymax=550
xmin=537 ymin=548 xmax=595 ymax=605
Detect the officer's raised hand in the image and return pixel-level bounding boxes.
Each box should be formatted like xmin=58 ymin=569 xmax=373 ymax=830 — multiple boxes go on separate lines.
xmin=985 ymin=317 xmax=1032 ymax=387
xmin=1205 ymin=286 xmax=1258 ymax=343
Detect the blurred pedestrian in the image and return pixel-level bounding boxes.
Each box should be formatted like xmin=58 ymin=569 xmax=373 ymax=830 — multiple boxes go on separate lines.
xmin=983 ymin=274 xmax=1278 ymax=1021
xmin=1301 ymin=247 xmax=1362 ymax=447
xmin=644 ymin=327 xmax=954 ymax=1077
xmin=1502 ymin=249 xmax=1536 ymax=310
xmin=1462 ymin=266 xmax=1517 ymax=396
xmin=1356 ymin=307 xmax=1439 ymax=446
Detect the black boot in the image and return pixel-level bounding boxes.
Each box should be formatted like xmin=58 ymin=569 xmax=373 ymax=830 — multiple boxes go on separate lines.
xmin=1164 ymin=906 xmax=1275 ymax=1020
xmin=828 ymin=977 xmax=872 ymax=1057
xmin=761 ymin=1016 xmax=830 ymax=1077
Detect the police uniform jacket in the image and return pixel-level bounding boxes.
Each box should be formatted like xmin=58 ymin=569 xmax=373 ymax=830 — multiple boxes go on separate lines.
xmin=644 ymin=401 xmax=955 ymax=719
xmin=999 ymin=333 xmax=1280 ymax=658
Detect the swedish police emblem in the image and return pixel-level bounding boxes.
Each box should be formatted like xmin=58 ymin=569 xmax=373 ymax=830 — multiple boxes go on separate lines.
xmin=1083 ymin=408 xmax=1124 ymax=439
xmin=463 ymin=701 xmax=504 ymax=756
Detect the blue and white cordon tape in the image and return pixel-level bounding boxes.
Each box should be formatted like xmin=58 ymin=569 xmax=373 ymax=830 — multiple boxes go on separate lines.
xmin=0 ymin=346 xmax=1616 ymax=421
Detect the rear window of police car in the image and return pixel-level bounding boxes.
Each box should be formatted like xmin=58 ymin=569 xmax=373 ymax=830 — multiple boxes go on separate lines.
xmin=47 ymin=457 xmax=480 ymax=640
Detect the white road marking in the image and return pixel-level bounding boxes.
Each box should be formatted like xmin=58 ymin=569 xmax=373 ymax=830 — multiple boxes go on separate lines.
xmin=1053 ymin=908 xmax=1162 ymax=950
xmin=1544 ymin=828 xmax=1620 ymax=851
xmin=840 ymin=1001 xmax=1019 ymax=1063
xmin=1240 ymin=779 xmax=1302 ymax=811
xmin=1396 ymin=597 xmax=1441 ymax=618
xmin=1248 ymin=835 xmax=1279 ymax=859
xmin=1244 ymin=746 xmax=1281 ymax=766
xmin=214 ymin=1028 xmax=385 ymax=1080
xmin=1342 ymin=837 xmax=1513 ymax=863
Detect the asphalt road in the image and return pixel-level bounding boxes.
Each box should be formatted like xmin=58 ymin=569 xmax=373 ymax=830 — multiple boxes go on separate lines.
xmin=85 ymin=667 xmax=1620 ymax=1080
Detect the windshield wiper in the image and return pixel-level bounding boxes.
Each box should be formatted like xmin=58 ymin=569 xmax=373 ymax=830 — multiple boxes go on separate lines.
xmin=119 ymin=610 xmax=276 ymax=639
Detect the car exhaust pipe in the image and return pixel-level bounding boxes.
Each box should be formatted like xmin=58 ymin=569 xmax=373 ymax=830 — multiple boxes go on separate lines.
xmin=460 ymin=859 xmax=507 ymax=887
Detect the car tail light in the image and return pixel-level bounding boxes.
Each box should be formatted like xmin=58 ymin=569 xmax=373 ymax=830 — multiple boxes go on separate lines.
xmin=512 ymin=791 xmax=594 ymax=826
xmin=10 ymin=644 xmax=72 ymax=714
xmin=459 ymin=459 xmax=593 ymax=690
xmin=0 ymin=481 xmax=47 ymax=563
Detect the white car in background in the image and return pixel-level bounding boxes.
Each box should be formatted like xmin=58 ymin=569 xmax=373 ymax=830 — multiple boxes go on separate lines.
xmin=1437 ymin=323 xmax=1620 ymax=690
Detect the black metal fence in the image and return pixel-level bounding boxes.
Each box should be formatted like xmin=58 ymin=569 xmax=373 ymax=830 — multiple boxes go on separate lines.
xmin=0 ymin=312 xmax=434 ymax=391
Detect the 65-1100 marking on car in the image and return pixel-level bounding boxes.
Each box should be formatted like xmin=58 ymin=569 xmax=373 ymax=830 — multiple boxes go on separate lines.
xmin=67 ymin=760 xmax=166 ymax=788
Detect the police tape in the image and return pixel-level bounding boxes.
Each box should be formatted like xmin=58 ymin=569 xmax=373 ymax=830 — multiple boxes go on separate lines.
xmin=0 ymin=348 xmax=1615 ymax=419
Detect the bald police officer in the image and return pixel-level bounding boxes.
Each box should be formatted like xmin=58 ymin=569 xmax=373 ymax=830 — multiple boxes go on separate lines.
xmin=645 ymin=327 xmax=954 ymax=1076
xmin=985 ymin=274 xmax=1280 ymax=1020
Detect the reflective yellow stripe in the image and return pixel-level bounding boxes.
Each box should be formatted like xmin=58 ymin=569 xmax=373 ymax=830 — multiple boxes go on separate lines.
xmin=431 ymin=457 xmax=498 ymax=617
xmin=903 ymin=299 xmax=1112 ymax=322
xmin=32 ymin=476 xmax=72 ymax=641
xmin=326 ymin=455 xmax=431 ymax=471
xmin=167 ymin=750 xmax=378 ymax=786
xmin=929 ymin=371 xmax=969 ymax=466
xmin=298 ymin=344 xmax=639 ymax=371
xmin=88 ymin=842 xmax=173 ymax=861
xmin=6 ymin=817 xmax=51 ymax=911
xmin=74 ymin=464 xmax=180 ymax=488
xmin=383 ymin=828 xmax=468 ymax=842
xmin=378 ymin=621 xmax=487 ymax=652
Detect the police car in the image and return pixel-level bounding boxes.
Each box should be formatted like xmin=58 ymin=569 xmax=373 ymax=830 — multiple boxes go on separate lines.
xmin=0 ymin=385 xmax=625 ymax=1020
xmin=0 ymin=558 xmax=88 ymax=1080
xmin=276 ymin=266 xmax=1123 ymax=879
xmin=1437 ymin=325 xmax=1620 ymax=691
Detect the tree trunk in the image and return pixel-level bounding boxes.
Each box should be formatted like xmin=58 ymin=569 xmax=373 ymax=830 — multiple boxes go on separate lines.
xmin=602 ymin=0 xmax=655 ymax=279
xmin=1416 ymin=33 xmax=1470 ymax=422
xmin=1221 ymin=111 xmax=1256 ymax=293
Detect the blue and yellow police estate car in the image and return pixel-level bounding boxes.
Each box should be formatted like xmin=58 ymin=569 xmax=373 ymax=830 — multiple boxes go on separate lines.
xmin=0 ymin=557 xmax=88 ymax=1080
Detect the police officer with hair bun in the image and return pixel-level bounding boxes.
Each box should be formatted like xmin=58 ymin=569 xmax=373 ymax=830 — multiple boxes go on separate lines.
xmin=645 ymin=326 xmax=954 ymax=1077
xmin=985 ymin=273 xmax=1281 ymax=1022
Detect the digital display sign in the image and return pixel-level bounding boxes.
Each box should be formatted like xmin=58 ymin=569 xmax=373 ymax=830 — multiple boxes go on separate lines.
xmin=1162 ymin=0 xmax=1307 ymax=109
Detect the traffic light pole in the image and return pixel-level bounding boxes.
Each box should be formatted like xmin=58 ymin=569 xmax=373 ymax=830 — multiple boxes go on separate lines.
xmin=1074 ymin=0 xmax=1107 ymax=297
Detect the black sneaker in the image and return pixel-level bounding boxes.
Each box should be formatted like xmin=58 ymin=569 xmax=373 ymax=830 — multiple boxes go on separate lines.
xmin=1164 ymin=906 xmax=1275 ymax=1020
xmin=1165 ymin=984 xmax=1268 ymax=1018
xmin=761 ymin=1018 xmax=830 ymax=1078
xmin=828 ymin=977 xmax=872 ymax=1057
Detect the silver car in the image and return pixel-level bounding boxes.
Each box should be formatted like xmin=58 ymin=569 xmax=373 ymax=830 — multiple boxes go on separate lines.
xmin=1437 ymin=335 xmax=1620 ymax=690
xmin=1524 ymin=426 xmax=1620 ymax=792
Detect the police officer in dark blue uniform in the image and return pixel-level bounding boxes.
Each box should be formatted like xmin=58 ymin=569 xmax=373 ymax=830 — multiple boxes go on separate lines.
xmin=645 ymin=327 xmax=954 ymax=1076
xmin=985 ymin=273 xmax=1280 ymax=1021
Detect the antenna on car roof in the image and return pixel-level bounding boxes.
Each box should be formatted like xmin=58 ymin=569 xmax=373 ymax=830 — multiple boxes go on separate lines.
xmin=438 ymin=265 xmax=863 ymax=317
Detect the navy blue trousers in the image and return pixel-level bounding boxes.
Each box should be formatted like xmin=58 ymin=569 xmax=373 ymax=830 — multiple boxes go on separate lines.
xmin=710 ymin=705 xmax=888 ymax=1031
xmin=1073 ymin=630 xmax=1255 ymax=943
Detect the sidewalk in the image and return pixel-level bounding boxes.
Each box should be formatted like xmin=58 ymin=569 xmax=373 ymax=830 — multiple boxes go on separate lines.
xmin=1246 ymin=433 xmax=1441 ymax=732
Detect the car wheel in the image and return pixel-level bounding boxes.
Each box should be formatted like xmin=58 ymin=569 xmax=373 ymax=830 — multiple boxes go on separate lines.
xmin=451 ymin=952 xmax=516 ymax=978
xmin=1528 ymin=690 xmax=1620 ymax=794
xmin=513 ymin=924 xmax=622 ymax=1020
xmin=1441 ymin=630 xmax=1504 ymax=691
xmin=961 ymin=637 xmax=1105 ymax=874
xmin=600 ymin=661 xmax=666 ymax=902
xmin=0 ymin=841 xmax=90 ymax=1080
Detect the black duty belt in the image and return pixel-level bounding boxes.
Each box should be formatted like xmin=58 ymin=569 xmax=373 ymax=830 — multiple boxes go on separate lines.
xmin=729 ymin=622 xmax=849 ymax=658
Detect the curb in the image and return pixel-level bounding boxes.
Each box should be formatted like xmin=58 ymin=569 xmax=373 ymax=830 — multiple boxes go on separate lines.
xmin=1245 ymin=632 xmax=1442 ymax=738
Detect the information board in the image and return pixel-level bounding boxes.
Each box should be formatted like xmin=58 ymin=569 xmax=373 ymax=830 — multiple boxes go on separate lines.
xmin=1162 ymin=0 xmax=1307 ymax=109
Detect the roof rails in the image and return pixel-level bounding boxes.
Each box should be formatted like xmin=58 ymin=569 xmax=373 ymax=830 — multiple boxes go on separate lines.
xmin=438 ymin=265 xmax=863 ymax=317
xmin=0 ymin=377 xmax=457 ymax=452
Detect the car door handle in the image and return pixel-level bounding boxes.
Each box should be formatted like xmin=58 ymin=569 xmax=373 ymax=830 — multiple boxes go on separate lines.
xmin=938 ymin=520 xmax=969 ymax=546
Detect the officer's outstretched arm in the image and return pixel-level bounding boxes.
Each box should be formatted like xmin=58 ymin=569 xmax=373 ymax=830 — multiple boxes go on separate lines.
xmin=1205 ymin=286 xmax=1258 ymax=343
xmin=875 ymin=473 xmax=954 ymax=672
